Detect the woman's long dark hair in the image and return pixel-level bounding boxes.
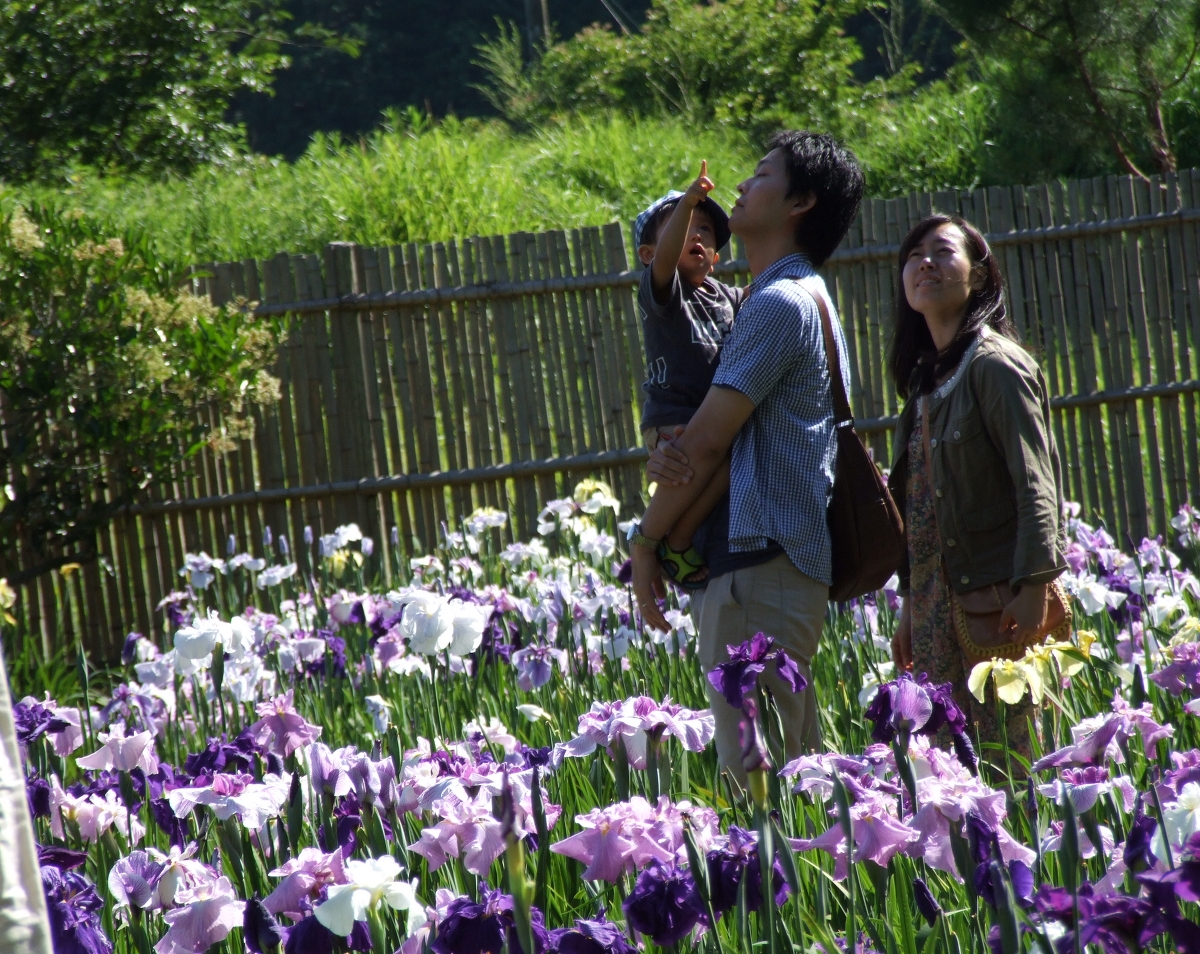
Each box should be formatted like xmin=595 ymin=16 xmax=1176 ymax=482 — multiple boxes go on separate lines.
xmin=888 ymin=215 xmax=1017 ymax=400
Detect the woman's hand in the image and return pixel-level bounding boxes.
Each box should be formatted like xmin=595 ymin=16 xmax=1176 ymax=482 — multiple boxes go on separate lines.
xmin=891 ymin=598 xmax=912 ymax=671
xmin=999 ymin=583 xmax=1048 ymax=644
xmin=647 ymin=426 xmax=694 ymax=486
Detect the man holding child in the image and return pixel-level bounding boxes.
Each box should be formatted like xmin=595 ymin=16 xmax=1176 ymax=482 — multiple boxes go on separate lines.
xmin=628 ymin=130 xmax=865 ymax=785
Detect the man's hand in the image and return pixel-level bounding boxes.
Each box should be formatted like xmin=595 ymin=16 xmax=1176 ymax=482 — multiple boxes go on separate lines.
xmin=631 ymin=543 xmax=669 ymax=632
xmin=891 ymin=598 xmax=912 ymax=671
xmin=647 ymin=426 xmax=694 ymax=486
xmin=682 ymin=160 xmax=715 ymax=207
xmin=999 ymin=583 xmax=1048 ymax=644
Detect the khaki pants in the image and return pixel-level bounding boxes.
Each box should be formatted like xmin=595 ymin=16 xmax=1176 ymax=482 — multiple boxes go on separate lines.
xmin=697 ymin=552 xmax=827 ymax=786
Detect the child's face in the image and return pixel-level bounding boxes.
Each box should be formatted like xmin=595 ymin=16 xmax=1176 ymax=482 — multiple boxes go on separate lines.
xmin=636 ymin=208 xmax=720 ymax=285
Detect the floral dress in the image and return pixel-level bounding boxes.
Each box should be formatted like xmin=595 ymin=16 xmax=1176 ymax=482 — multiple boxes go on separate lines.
xmin=907 ymin=361 xmax=1036 ymax=773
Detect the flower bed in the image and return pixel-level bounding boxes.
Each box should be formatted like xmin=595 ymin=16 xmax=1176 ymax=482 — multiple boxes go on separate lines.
xmin=14 ymin=482 xmax=1200 ymax=954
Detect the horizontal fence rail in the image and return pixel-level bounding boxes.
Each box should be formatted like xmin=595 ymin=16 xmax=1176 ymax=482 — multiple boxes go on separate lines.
xmin=7 ymin=167 xmax=1200 ymax=659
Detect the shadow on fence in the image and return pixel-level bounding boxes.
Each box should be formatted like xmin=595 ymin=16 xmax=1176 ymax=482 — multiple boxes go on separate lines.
xmin=9 ymin=168 xmax=1200 ymax=660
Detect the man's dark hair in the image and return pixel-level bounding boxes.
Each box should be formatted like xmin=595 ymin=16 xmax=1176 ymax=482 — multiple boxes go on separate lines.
xmin=766 ymin=130 xmax=864 ymax=267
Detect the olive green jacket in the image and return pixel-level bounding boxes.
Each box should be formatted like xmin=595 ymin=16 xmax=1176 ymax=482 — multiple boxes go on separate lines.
xmin=889 ymin=329 xmax=1067 ymax=594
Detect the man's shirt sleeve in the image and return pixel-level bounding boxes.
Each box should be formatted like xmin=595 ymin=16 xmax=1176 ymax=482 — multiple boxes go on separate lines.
xmin=710 ymin=285 xmax=806 ymax=406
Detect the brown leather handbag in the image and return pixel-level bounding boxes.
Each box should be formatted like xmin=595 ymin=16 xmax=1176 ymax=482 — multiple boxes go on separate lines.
xmin=920 ymin=398 xmax=1070 ymax=664
xmin=808 ymin=285 xmax=905 ymax=602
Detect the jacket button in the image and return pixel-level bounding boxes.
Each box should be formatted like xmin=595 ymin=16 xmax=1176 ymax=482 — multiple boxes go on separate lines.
xmin=961 ymin=575 xmax=970 ymax=585
xmin=953 ymin=430 xmax=961 ymax=440
xmin=946 ymin=538 xmax=956 ymax=547
xmin=930 ymin=438 xmax=937 ymax=448
xmin=935 ymin=488 xmax=943 ymax=498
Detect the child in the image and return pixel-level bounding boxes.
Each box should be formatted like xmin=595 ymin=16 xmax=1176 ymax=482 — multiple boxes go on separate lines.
xmin=634 ymin=162 xmax=741 ymax=589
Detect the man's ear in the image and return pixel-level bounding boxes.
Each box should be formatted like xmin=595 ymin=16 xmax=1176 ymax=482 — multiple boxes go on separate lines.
xmin=637 ymin=245 xmax=655 ymax=266
xmin=787 ymin=191 xmax=817 ymax=227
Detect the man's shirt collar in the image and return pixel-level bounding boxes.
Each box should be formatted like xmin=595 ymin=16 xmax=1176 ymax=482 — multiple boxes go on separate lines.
xmin=747 ymin=252 xmax=814 ymax=294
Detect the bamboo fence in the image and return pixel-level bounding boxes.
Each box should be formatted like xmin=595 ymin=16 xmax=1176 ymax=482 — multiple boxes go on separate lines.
xmin=8 ymin=168 xmax=1200 ymax=660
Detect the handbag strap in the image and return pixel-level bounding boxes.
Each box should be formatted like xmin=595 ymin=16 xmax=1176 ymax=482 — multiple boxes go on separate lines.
xmin=795 ymin=280 xmax=853 ymax=427
xmin=920 ymin=396 xmax=955 ymax=594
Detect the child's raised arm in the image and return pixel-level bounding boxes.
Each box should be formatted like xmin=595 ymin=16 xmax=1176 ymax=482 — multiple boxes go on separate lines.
xmin=650 ymin=161 xmax=714 ymax=298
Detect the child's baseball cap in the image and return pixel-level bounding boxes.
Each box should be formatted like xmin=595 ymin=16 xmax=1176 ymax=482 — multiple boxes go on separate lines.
xmin=634 ymin=190 xmax=732 ymax=252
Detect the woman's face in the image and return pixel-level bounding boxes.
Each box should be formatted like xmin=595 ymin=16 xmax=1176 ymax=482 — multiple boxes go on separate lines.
xmin=901 ymin=223 xmax=981 ymax=322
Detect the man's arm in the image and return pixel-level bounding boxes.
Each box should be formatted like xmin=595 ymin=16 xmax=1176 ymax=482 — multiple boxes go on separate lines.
xmin=632 ymin=384 xmax=755 ymax=631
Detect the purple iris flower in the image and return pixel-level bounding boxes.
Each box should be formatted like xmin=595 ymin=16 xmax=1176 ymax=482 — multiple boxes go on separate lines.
xmin=974 ymin=859 xmax=1034 ymax=910
xmin=706 ymin=826 xmax=789 ymax=918
xmin=864 ymin=673 xmax=968 ymax=745
xmin=549 ymin=917 xmax=636 ymax=954
xmin=1150 ymin=642 xmax=1200 ymax=696
xmin=150 ymin=796 xmax=191 ymax=848
xmin=706 ymin=634 xmax=806 ymax=712
xmin=1124 ymin=811 xmax=1158 ymax=874
xmin=615 ymin=559 xmax=633 ymax=585
xmin=622 ymin=861 xmax=706 ymax=946
xmin=184 ymin=736 xmax=255 ymax=776
xmin=41 ymin=866 xmax=113 ymax=954
xmin=14 ymin=700 xmax=67 ymax=746
xmin=120 ymin=631 xmax=143 ymax=666
xmin=912 ymin=878 xmax=941 ymax=926
xmin=244 ymin=896 xmax=284 ymax=954
xmin=433 ymin=890 xmax=548 ymax=954
xmin=512 ymin=645 xmax=567 ymax=692
xmin=28 ymin=776 xmax=51 ymax=818
xmin=37 ymin=845 xmax=89 ymax=871
xmin=108 ymin=851 xmax=165 ymax=910
xmin=284 ymin=915 xmax=335 ymax=954
xmin=966 ymin=811 xmax=1000 ymax=864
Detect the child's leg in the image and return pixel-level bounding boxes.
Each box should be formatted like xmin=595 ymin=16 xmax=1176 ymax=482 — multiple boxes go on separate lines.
xmin=666 ymin=453 xmax=730 ymax=553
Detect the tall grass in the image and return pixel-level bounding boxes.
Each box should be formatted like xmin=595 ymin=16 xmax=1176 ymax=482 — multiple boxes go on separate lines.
xmin=27 ymin=113 xmax=758 ymax=263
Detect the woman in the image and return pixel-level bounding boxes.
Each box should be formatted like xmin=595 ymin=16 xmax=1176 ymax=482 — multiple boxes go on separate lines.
xmin=888 ymin=214 xmax=1066 ymax=768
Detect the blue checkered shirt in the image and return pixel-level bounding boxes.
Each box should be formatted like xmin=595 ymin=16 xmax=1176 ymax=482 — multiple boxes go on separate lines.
xmin=710 ymin=253 xmax=851 ymax=586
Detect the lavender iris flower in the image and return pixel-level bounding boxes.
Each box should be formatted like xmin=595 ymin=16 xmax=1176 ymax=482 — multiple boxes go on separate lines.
xmin=42 ymin=866 xmax=113 ymax=954
xmin=622 ymin=861 xmax=705 ymax=946
xmin=864 ymin=673 xmax=976 ymax=770
xmin=706 ymin=634 xmax=806 ymax=712
xmin=108 ymin=851 xmax=166 ymax=910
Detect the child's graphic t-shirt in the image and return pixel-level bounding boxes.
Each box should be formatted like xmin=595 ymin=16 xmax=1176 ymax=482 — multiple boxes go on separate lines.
xmin=638 ymin=267 xmax=745 ymax=430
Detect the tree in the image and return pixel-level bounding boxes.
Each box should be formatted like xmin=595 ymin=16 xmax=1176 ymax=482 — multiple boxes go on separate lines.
xmin=936 ymin=0 xmax=1200 ymax=180
xmin=0 ymin=0 xmax=352 ymax=181
xmin=0 ymin=204 xmax=282 ymax=584
xmin=477 ymin=0 xmax=884 ymax=142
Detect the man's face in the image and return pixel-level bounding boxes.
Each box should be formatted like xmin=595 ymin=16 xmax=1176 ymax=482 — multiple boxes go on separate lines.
xmin=729 ymin=148 xmax=802 ymax=240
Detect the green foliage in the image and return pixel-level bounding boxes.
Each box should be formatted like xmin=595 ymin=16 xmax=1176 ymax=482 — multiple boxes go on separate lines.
xmin=27 ymin=113 xmax=758 ymax=262
xmin=0 ymin=0 xmax=354 ymax=182
xmin=480 ymin=0 xmax=889 ymax=142
xmin=936 ymin=0 xmax=1200 ymax=180
xmin=0 ymin=203 xmax=283 ymax=583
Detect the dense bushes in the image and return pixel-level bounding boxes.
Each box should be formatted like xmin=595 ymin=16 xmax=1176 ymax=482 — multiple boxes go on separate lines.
xmin=0 ymin=203 xmax=282 ymax=583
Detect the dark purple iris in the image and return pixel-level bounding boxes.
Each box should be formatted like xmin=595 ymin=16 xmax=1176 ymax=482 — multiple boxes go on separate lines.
xmin=369 ymin=609 xmax=404 ymax=642
xmin=706 ymin=633 xmax=806 ymax=712
xmin=284 ymin=915 xmax=334 ymax=954
xmin=1124 ymin=811 xmax=1158 ymax=874
xmin=41 ymin=866 xmax=113 ymax=954
xmin=622 ymin=861 xmax=706 ymax=946
xmin=864 ymin=673 xmax=974 ymax=769
xmin=14 ymin=700 xmax=66 ymax=746
xmin=37 ymin=845 xmax=89 ymax=871
xmin=121 ymin=631 xmax=142 ymax=666
xmin=615 ymin=559 xmax=633 ymax=585
xmin=28 ymin=776 xmax=51 ymax=818
xmin=150 ymin=797 xmax=191 ymax=848
xmin=974 ymin=859 xmax=1034 ymax=909
xmin=913 ymin=878 xmax=941 ymax=926
xmin=705 ymin=826 xmax=788 ymax=917
xmin=549 ymin=917 xmax=636 ymax=954
xmin=966 ymin=811 xmax=1000 ymax=864
xmin=432 ymin=890 xmax=547 ymax=954
xmin=185 ymin=736 xmax=255 ymax=776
